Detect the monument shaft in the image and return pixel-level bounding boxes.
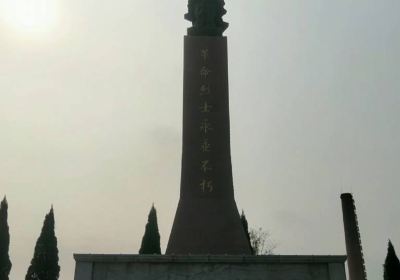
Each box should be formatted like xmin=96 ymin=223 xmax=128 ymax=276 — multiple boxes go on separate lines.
xmin=166 ymin=36 xmax=251 ymax=254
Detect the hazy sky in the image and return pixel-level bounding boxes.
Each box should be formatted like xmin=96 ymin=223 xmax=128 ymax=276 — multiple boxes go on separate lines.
xmin=0 ymin=0 xmax=399 ymax=279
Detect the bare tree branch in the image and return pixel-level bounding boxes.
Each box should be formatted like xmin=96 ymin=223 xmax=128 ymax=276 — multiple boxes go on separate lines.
xmin=249 ymin=227 xmax=277 ymax=255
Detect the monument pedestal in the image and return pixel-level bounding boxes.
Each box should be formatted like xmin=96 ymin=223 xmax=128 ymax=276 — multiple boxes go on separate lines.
xmin=74 ymin=254 xmax=347 ymax=280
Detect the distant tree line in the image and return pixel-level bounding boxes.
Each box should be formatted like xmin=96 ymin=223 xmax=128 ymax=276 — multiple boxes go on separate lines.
xmin=240 ymin=209 xmax=400 ymax=279
xmin=0 ymin=196 xmax=163 ymax=280
xmin=0 ymin=196 xmax=59 ymax=280
xmin=2 ymin=196 xmax=398 ymax=280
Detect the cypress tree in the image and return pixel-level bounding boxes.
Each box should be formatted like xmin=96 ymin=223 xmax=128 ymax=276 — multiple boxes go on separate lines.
xmin=384 ymin=240 xmax=400 ymax=280
xmin=26 ymin=207 xmax=60 ymax=280
xmin=139 ymin=205 xmax=161 ymax=254
xmin=240 ymin=210 xmax=254 ymax=255
xmin=0 ymin=197 xmax=12 ymax=280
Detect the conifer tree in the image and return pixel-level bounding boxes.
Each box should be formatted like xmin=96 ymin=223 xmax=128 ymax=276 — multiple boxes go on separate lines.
xmin=240 ymin=210 xmax=254 ymax=255
xmin=0 ymin=197 xmax=12 ymax=280
xmin=139 ymin=205 xmax=161 ymax=254
xmin=384 ymin=240 xmax=400 ymax=280
xmin=26 ymin=207 xmax=60 ymax=280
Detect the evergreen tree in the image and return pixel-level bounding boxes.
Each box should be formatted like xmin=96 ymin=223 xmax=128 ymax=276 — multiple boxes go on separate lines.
xmin=240 ymin=210 xmax=254 ymax=255
xmin=139 ymin=205 xmax=161 ymax=254
xmin=26 ymin=207 xmax=60 ymax=280
xmin=0 ymin=197 xmax=12 ymax=280
xmin=384 ymin=240 xmax=400 ymax=280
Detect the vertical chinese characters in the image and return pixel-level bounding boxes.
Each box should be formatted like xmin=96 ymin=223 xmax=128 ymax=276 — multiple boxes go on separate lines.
xmin=199 ymin=48 xmax=214 ymax=193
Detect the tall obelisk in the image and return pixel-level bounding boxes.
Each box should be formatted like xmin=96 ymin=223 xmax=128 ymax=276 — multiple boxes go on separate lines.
xmin=166 ymin=0 xmax=251 ymax=255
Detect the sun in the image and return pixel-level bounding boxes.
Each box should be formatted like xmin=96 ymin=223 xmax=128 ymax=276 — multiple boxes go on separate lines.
xmin=0 ymin=0 xmax=58 ymax=35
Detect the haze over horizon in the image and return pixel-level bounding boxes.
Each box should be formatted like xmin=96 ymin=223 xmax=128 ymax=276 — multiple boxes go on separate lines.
xmin=0 ymin=1 xmax=399 ymax=279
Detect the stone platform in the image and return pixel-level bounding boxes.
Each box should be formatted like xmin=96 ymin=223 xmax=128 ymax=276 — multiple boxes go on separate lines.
xmin=74 ymin=254 xmax=347 ymax=280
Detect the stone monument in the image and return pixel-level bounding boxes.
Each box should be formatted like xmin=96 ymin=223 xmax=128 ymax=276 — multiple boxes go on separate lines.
xmin=73 ymin=2 xmax=348 ymax=279
xmin=166 ymin=0 xmax=251 ymax=255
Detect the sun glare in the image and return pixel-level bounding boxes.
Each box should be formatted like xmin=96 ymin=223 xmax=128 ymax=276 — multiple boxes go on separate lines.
xmin=0 ymin=0 xmax=58 ymax=35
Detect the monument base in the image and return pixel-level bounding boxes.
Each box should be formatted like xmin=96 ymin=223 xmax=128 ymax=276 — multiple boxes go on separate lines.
xmin=74 ymin=254 xmax=347 ymax=280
